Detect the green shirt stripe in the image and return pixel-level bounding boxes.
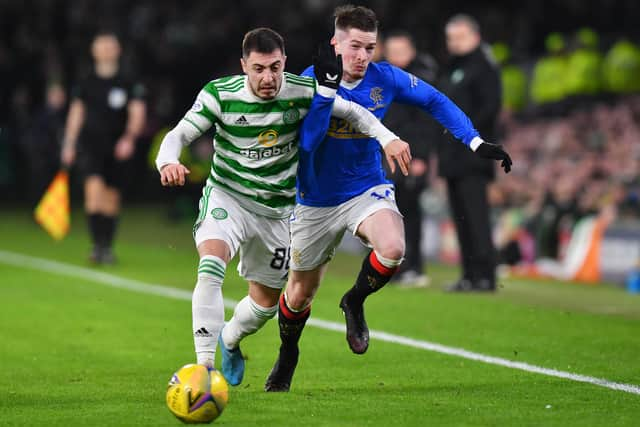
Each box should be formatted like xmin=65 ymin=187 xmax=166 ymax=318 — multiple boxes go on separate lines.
xmin=215 ymin=150 xmax=298 ymax=177
xmin=212 ymin=162 xmax=296 ymax=193
xmin=208 ymin=177 xmax=295 ymax=209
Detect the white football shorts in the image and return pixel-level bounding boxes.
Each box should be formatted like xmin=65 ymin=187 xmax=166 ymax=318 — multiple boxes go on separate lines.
xmin=289 ymin=183 xmax=401 ymax=271
xmin=193 ymin=186 xmax=290 ymax=289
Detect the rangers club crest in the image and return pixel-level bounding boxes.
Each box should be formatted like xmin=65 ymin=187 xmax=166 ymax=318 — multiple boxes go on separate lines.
xmin=368 ymin=87 xmax=385 ymax=111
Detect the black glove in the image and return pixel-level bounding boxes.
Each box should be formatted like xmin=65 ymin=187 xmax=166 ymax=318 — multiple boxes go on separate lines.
xmin=476 ymin=142 xmax=513 ymax=173
xmin=313 ymin=43 xmax=342 ymax=90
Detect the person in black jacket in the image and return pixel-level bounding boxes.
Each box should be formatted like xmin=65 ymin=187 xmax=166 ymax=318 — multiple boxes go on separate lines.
xmin=437 ymin=14 xmax=503 ymax=292
xmin=383 ymin=30 xmax=438 ymax=287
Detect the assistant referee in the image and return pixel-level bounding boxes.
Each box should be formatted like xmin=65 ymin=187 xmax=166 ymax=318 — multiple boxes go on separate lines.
xmin=61 ymin=31 xmax=146 ymax=264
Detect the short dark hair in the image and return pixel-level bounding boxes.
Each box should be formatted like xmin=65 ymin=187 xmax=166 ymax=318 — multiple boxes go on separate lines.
xmin=93 ymin=30 xmax=120 ymax=42
xmin=384 ymin=30 xmax=415 ymax=46
xmin=334 ymin=5 xmax=378 ymax=33
xmin=242 ymin=28 xmax=285 ymax=58
xmin=446 ymin=14 xmax=480 ymax=34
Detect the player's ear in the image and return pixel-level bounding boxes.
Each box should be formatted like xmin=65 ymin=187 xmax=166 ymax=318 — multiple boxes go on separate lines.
xmin=240 ymin=57 xmax=248 ymax=74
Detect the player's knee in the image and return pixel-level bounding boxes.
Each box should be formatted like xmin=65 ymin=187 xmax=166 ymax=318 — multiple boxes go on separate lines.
xmin=375 ymin=238 xmax=405 ymax=262
xmin=285 ymin=280 xmax=317 ymax=310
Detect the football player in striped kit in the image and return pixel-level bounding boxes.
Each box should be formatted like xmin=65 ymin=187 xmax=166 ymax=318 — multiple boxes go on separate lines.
xmin=155 ymin=27 xmax=411 ymax=386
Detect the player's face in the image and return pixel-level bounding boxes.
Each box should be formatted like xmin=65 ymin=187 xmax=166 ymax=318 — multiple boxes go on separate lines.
xmin=91 ymin=35 xmax=121 ymax=63
xmin=333 ymin=28 xmax=377 ymax=82
xmin=241 ymin=50 xmax=286 ymax=100
xmin=445 ymin=22 xmax=480 ymax=56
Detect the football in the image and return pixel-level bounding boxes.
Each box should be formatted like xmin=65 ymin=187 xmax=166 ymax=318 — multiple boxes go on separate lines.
xmin=166 ymin=364 xmax=229 ymax=424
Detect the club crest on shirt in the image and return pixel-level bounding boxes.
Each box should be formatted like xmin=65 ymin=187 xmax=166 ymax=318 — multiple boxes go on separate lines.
xmin=368 ymin=87 xmax=386 ymax=111
xmin=282 ymin=108 xmax=300 ymax=124
xmin=190 ymin=100 xmax=204 ymax=113
xmin=210 ymin=208 xmax=228 ymax=220
xmin=108 ymin=87 xmax=127 ymax=109
xmin=451 ymin=69 xmax=465 ymax=84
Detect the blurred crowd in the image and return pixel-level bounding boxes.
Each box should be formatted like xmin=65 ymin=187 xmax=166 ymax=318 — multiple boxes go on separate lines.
xmin=2 ymin=0 xmax=640 ymax=265
xmin=490 ymin=96 xmax=640 ymax=264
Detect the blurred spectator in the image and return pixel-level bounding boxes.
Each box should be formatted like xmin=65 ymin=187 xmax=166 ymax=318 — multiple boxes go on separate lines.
xmin=22 ymin=82 xmax=67 ymax=203
xmin=382 ymin=30 xmax=438 ymax=287
xmin=602 ymin=39 xmax=640 ymax=94
xmin=492 ymin=42 xmax=527 ymax=115
xmin=565 ymin=27 xmax=603 ymax=103
xmin=437 ymin=14 xmax=502 ymax=292
xmin=530 ymin=32 xmax=568 ymax=116
xmin=493 ymin=95 xmax=640 ymax=269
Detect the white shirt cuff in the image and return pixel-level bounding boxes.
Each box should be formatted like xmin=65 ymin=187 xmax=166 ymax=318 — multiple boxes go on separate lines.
xmin=470 ymin=136 xmax=484 ymax=152
xmin=316 ymin=84 xmax=337 ymax=98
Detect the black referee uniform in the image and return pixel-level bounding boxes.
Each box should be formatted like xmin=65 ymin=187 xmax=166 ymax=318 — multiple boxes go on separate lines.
xmin=74 ymin=72 xmax=145 ymax=188
xmin=72 ymin=70 xmax=145 ymax=260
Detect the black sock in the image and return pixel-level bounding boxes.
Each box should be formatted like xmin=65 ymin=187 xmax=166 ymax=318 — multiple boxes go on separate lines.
xmin=348 ymin=251 xmax=398 ymax=305
xmin=277 ymin=293 xmax=310 ymax=349
xmin=88 ymin=214 xmax=102 ymax=247
xmin=101 ymin=215 xmax=118 ymax=249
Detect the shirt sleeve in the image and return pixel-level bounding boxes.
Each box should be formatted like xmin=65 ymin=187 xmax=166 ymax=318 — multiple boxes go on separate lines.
xmin=70 ymin=79 xmax=86 ymax=102
xmin=129 ymin=81 xmax=147 ymax=101
xmin=302 ymin=65 xmax=398 ymax=148
xmin=155 ymin=120 xmax=202 ymax=171
xmin=389 ymin=64 xmax=480 ymax=146
xmin=155 ymin=84 xmax=219 ymax=171
xmin=180 ymin=84 xmax=220 ymax=136
xmin=331 ymin=97 xmax=398 ymax=147
xmin=298 ymin=80 xmax=336 ymax=153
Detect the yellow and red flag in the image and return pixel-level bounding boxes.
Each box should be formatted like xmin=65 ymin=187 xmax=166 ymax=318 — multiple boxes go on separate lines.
xmin=34 ymin=170 xmax=70 ymax=240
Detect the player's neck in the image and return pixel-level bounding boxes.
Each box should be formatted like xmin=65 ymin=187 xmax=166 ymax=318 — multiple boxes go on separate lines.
xmin=95 ymin=62 xmax=119 ymax=78
xmin=342 ymin=73 xmax=358 ymax=83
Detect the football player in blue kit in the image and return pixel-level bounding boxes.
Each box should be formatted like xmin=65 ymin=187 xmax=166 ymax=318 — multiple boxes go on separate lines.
xmin=265 ymin=5 xmax=512 ymax=392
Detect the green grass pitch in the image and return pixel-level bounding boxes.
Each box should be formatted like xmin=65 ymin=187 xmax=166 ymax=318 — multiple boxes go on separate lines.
xmin=1 ymin=207 xmax=639 ymax=426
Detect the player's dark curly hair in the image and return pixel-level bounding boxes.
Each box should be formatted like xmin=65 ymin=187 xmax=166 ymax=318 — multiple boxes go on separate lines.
xmin=334 ymin=4 xmax=378 ymax=33
xmin=242 ymin=28 xmax=285 ymax=58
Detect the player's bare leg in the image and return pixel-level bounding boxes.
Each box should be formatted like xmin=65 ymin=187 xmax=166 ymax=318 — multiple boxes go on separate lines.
xmin=341 ymin=209 xmax=404 ymax=354
xmin=265 ymin=266 xmax=326 ymax=392
xmin=219 ymin=281 xmax=279 ymax=385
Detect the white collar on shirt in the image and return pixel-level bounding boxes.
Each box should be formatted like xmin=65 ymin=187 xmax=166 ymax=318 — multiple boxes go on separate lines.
xmin=339 ymin=79 xmax=363 ymax=90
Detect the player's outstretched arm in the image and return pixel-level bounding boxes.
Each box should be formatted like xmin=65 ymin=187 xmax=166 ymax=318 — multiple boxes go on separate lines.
xmin=390 ymin=65 xmax=512 ymax=173
xmin=156 ymin=87 xmax=218 ymax=186
xmin=155 ymin=120 xmax=204 ymax=186
xmin=332 ymin=98 xmax=411 ymax=176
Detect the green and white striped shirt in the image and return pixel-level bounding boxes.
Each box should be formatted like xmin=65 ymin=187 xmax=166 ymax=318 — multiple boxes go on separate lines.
xmin=186 ymin=73 xmax=319 ymax=218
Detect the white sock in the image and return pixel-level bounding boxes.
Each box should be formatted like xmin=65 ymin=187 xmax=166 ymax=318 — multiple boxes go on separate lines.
xmin=221 ymin=296 xmax=277 ymax=350
xmin=192 ymin=255 xmax=226 ymax=365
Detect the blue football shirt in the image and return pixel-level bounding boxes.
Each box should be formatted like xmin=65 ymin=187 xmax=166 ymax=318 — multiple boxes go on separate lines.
xmin=298 ymin=61 xmax=480 ymax=207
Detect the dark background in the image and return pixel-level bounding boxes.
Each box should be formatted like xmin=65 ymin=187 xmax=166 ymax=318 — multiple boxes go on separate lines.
xmin=1 ymin=0 xmax=640 ymax=203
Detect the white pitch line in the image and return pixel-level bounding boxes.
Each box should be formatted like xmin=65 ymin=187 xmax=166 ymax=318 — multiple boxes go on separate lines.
xmin=1 ymin=249 xmax=639 ymax=396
